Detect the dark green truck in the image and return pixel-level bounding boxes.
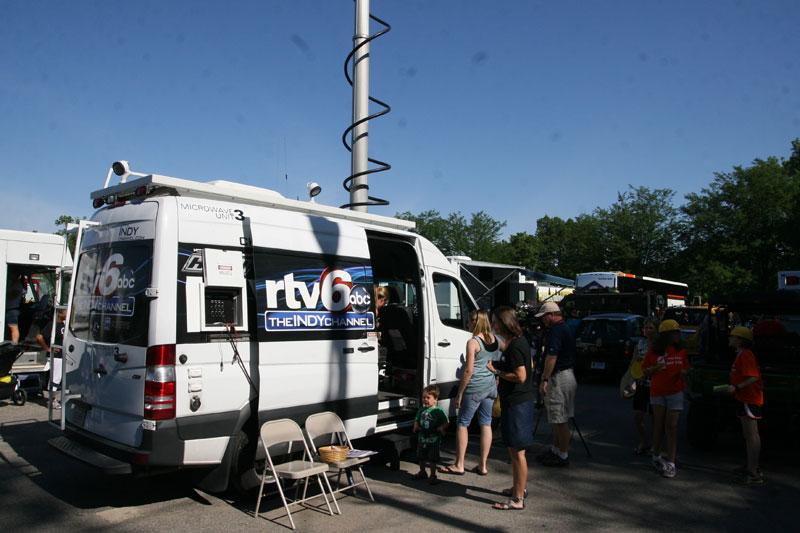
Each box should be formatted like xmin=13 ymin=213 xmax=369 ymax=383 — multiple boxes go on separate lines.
xmin=687 ymin=290 xmax=800 ymax=449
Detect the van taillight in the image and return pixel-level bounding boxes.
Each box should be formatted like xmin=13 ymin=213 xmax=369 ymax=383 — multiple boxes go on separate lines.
xmin=144 ymin=344 xmax=176 ymax=420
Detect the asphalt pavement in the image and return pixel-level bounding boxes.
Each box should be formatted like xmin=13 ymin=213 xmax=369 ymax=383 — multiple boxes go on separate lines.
xmin=1 ymin=382 xmax=798 ymax=532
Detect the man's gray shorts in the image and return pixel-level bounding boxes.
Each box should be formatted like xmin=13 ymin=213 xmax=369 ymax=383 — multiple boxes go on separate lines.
xmin=545 ymin=368 xmax=577 ymax=424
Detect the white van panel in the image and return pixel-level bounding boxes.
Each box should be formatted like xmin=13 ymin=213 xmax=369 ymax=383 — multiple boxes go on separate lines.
xmin=75 ymin=402 xmax=144 ymax=448
xmin=174 ymin=342 xmax=252 ymax=418
xmin=343 ymin=414 xmax=378 ymax=439
xmin=258 ymin=339 xmax=377 ymax=411
xmin=183 ymin=436 xmax=230 ymax=464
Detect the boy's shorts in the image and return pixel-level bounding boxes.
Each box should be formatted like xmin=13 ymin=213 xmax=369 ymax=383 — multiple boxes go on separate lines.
xmin=650 ymin=391 xmax=684 ymax=411
xmin=416 ymin=443 xmax=441 ymax=462
xmin=736 ymin=402 xmax=763 ymax=420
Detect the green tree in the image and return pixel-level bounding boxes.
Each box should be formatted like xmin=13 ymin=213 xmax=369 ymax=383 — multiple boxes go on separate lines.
xmin=534 ymin=214 xmax=604 ymax=279
xmin=54 ymin=215 xmax=86 ymax=255
xmin=678 ymin=147 xmax=800 ymax=295
xmin=396 ymin=210 xmax=506 ymax=261
xmin=495 ymin=232 xmax=541 ymax=270
xmin=595 ymin=186 xmax=678 ymax=277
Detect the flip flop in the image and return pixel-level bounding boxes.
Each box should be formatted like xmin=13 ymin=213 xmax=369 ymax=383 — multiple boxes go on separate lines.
xmin=493 ymin=497 xmax=525 ymax=511
xmin=501 ymin=488 xmax=528 ymax=498
xmin=411 ymin=471 xmax=428 ymax=480
xmin=470 ymin=466 xmax=488 ymax=476
xmin=428 ymin=475 xmax=440 ymax=485
xmin=437 ymin=465 xmax=465 ymax=475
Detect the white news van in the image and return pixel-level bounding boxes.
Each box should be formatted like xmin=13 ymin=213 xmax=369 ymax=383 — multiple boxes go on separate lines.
xmin=1 ymin=229 xmax=68 ymax=374
xmin=49 ymin=167 xmax=477 ymax=492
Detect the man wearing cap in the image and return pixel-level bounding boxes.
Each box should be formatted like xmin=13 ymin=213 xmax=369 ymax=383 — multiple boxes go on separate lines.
xmin=535 ymin=301 xmax=578 ymax=467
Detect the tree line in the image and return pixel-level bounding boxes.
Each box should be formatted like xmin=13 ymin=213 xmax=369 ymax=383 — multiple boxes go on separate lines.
xmin=397 ymin=139 xmax=800 ymax=299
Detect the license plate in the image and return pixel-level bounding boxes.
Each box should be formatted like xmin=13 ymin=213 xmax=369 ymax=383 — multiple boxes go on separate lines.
xmin=67 ymin=402 xmax=88 ymax=427
xmin=591 ymin=361 xmax=606 ymax=370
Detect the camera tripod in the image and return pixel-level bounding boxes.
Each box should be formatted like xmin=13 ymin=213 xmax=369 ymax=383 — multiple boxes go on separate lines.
xmin=531 ymin=393 xmax=592 ymax=458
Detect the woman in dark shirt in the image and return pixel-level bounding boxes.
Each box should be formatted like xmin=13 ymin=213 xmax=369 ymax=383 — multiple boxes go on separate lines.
xmin=487 ymin=306 xmax=534 ymax=510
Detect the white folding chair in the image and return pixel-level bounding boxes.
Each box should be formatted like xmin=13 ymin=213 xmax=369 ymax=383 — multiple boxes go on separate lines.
xmin=255 ymin=418 xmax=337 ymax=530
xmin=305 ymin=411 xmax=375 ymax=507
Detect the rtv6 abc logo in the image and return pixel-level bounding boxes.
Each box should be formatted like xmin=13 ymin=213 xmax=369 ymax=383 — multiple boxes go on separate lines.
xmin=95 ymin=253 xmax=137 ymax=297
xmin=319 ymin=268 xmax=371 ymax=314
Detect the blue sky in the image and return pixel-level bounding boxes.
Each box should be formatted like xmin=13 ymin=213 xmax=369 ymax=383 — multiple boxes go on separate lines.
xmin=1 ymin=0 xmax=798 ymax=238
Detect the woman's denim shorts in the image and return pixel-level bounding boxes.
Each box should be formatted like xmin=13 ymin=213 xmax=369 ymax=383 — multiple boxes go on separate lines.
xmin=457 ymin=387 xmax=497 ymax=427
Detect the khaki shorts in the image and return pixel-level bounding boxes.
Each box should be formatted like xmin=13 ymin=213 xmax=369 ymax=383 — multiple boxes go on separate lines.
xmin=545 ymin=368 xmax=577 ymax=424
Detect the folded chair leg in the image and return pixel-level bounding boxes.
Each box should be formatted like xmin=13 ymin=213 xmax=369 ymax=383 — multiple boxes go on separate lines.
xmin=321 ymin=471 xmax=341 ymax=515
xmin=254 ymin=470 xmax=268 ymax=518
xmin=275 ymin=478 xmax=297 ymax=530
xmin=316 ymin=473 xmax=336 ymax=516
xmin=358 ymin=466 xmax=375 ymax=502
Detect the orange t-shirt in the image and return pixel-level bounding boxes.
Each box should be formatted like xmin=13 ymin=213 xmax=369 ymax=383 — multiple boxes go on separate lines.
xmin=730 ymin=348 xmax=763 ymax=406
xmin=642 ymin=345 xmax=690 ymax=397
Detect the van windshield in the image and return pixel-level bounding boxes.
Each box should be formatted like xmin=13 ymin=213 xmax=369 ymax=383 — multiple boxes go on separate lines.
xmin=70 ymin=242 xmax=153 ymax=347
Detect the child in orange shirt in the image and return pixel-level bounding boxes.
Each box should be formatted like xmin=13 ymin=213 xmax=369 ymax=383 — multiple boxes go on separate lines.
xmin=642 ymin=319 xmax=689 ymax=478
xmin=726 ymin=326 xmax=764 ymax=485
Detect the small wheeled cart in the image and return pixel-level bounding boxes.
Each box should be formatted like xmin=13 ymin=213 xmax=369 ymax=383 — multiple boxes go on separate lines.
xmin=0 ymin=341 xmax=26 ymax=406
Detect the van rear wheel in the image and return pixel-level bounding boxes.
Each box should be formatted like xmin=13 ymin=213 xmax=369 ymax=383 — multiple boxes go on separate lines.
xmin=228 ymin=430 xmax=261 ymax=497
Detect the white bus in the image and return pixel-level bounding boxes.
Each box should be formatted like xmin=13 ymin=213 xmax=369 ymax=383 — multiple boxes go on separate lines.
xmin=575 ymin=271 xmax=688 ymax=308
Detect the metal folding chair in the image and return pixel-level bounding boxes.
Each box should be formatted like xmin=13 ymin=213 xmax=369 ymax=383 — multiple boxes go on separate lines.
xmin=305 ymin=411 xmax=375 ymax=507
xmin=255 ymin=418 xmax=338 ymax=529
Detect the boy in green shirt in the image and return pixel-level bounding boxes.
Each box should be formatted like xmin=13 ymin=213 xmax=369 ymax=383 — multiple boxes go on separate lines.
xmin=413 ymin=384 xmax=449 ymax=485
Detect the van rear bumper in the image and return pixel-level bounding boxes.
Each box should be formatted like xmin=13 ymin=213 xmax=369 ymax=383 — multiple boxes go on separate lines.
xmin=49 ymin=436 xmax=132 ymax=475
xmin=52 ymin=418 xmax=186 ymax=471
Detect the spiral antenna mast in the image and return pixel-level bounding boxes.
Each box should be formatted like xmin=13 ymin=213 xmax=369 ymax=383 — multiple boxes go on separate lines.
xmin=341 ymin=0 xmax=391 ymax=211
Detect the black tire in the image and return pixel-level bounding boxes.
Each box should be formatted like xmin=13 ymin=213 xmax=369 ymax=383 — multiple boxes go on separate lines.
xmin=687 ymin=401 xmax=717 ymax=450
xmin=228 ymin=430 xmax=261 ymax=497
xmin=12 ymin=389 xmax=27 ymax=406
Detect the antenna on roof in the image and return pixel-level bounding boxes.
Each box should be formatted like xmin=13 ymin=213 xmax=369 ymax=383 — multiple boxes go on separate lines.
xmin=341 ymin=0 xmax=391 ymax=212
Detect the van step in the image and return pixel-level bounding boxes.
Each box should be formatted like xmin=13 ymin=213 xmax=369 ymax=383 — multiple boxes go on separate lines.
xmin=377 ymin=410 xmax=415 ymax=426
xmin=48 ymin=436 xmax=132 ymax=475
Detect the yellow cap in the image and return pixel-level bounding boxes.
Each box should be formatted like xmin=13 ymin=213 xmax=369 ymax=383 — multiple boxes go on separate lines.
xmin=730 ymin=326 xmax=753 ymax=342
xmin=658 ymin=319 xmax=680 ymax=333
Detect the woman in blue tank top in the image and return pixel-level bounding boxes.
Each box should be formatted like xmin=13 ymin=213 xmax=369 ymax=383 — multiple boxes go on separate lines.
xmin=438 ymin=310 xmax=500 ymax=476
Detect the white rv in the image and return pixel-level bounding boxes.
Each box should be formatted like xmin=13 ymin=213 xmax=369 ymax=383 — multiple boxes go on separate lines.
xmin=1 ymin=229 xmax=69 ymax=374
xmin=49 ymin=165 xmax=477 ymax=492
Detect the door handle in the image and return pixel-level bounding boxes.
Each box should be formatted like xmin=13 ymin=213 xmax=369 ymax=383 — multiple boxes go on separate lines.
xmin=438 ymin=340 xmax=451 ymax=347
xmin=114 ymin=352 xmax=128 ymax=363
xmin=93 ymin=365 xmax=107 ymax=375
xmin=358 ymin=346 xmax=375 ymax=353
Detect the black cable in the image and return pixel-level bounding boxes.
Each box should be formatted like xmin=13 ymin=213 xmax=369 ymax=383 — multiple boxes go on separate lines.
xmin=225 ymin=324 xmax=258 ymax=394
xmin=340 ymin=10 xmax=391 ymax=209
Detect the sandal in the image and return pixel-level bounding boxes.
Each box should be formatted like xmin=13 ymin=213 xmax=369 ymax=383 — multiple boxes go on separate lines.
xmin=428 ymin=474 xmax=440 ymax=485
xmin=437 ymin=465 xmax=465 ymax=475
xmin=493 ymin=497 xmax=525 ymax=510
xmin=469 ymin=465 xmax=488 ymax=476
xmin=411 ymin=471 xmax=428 ymax=480
xmin=501 ymin=488 xmax=528 ymax=498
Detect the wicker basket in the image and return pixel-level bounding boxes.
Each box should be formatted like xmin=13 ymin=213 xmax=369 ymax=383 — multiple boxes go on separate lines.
xmin=318 ymin=445 xmax=349 ymax=463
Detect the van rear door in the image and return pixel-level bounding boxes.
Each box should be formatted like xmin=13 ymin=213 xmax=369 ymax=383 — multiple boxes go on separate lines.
xmin=65 ymin=213 xmax=156 ymax=447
